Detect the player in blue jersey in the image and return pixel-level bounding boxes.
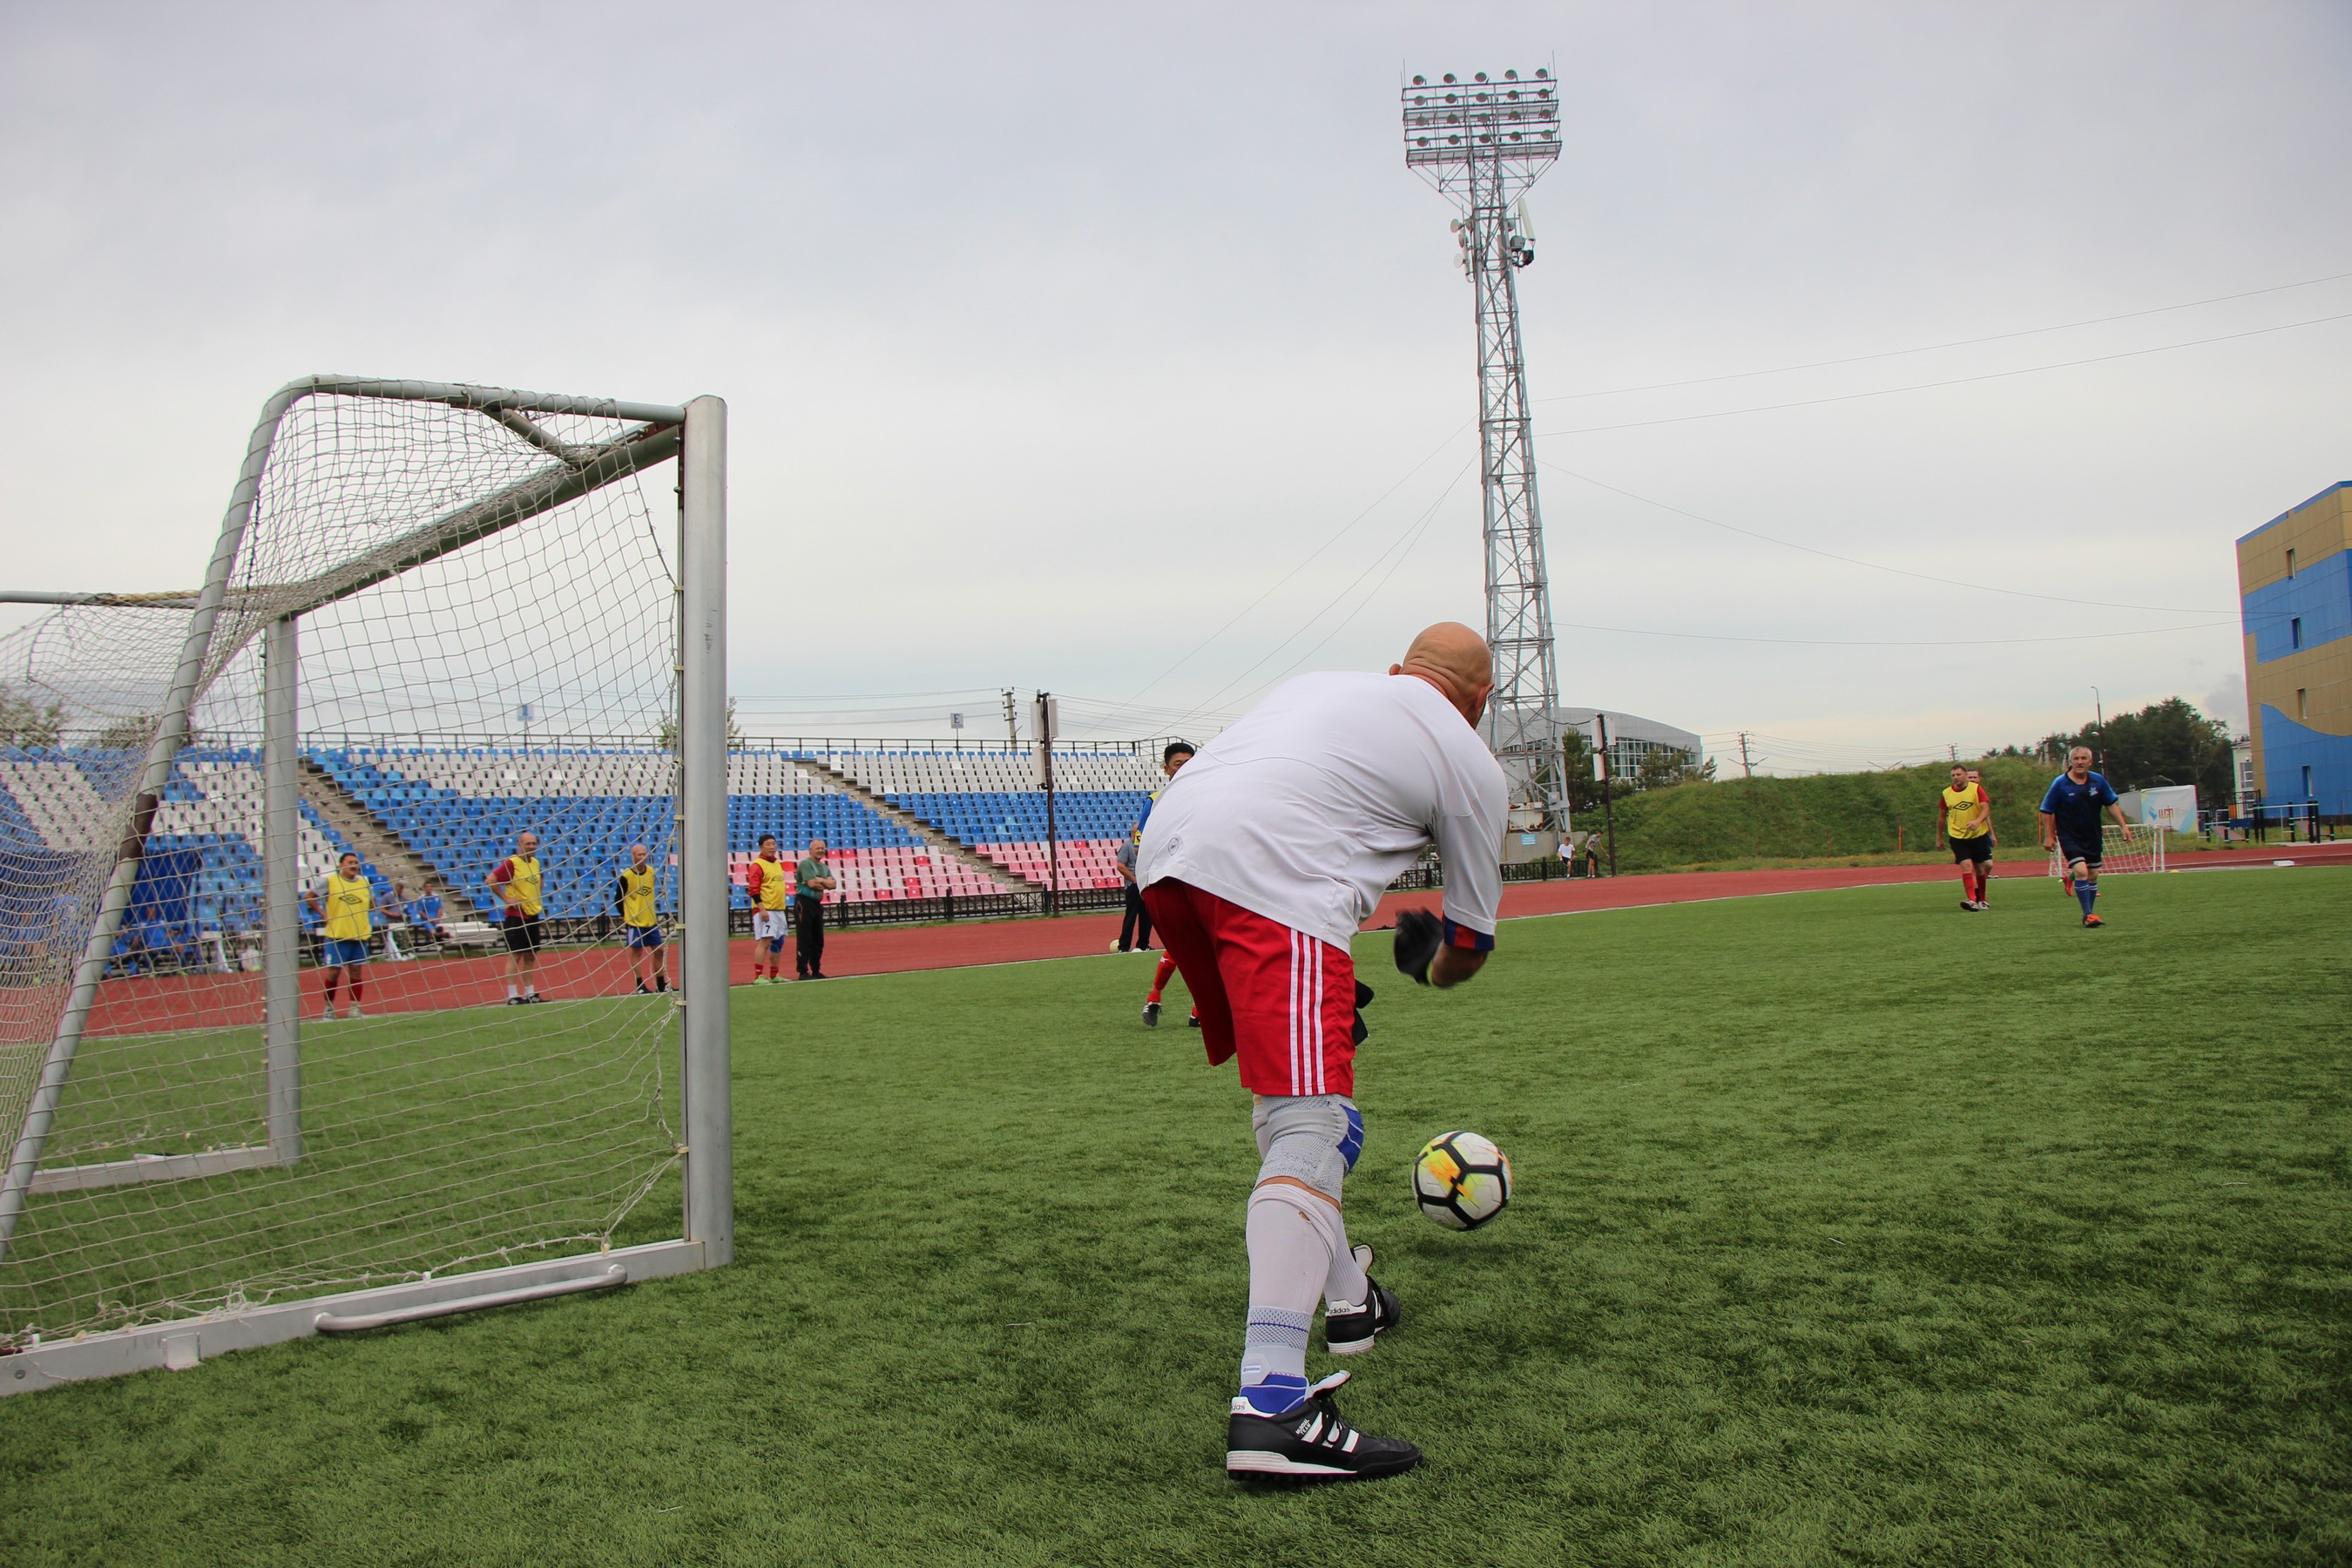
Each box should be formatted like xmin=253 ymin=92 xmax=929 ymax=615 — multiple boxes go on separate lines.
xmin=2037 ymin=746 xmax=2133 ymax=927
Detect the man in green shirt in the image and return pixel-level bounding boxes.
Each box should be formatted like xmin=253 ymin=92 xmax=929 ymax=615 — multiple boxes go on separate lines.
xmin=794 ymin=836 xmax=837 ymax=979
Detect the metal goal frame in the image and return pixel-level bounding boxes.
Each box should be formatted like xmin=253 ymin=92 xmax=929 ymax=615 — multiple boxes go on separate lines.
xmin=0 ymin=377 xmax=733 ymax=1394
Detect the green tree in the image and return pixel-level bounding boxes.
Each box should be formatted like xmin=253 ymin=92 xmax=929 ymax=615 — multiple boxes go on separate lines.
xmin=657 ymin=698 xmax=742 ymax=751
xmin=93 ymin=714 xmax=160 ymax=750
xmin=1634 ymin=746 xmax=1717 ymax=791
xmin=1 ymin=683 xmax=64 ymax=747
xmin=2032 ymin=698 xmax=2233 ymax=800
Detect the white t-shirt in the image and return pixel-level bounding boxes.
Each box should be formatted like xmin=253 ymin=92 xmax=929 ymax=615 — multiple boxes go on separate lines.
xmin=1137 ymin=671 xmax=1507 ymax=950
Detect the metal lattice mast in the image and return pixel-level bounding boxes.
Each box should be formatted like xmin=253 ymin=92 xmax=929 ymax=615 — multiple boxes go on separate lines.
xmin=1403 ymin=68 xmax=1567 ymax=831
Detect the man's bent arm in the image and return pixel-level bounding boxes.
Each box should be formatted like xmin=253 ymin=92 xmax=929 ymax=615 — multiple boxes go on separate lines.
xmin=2037 ymin=810 xmax=2057 ymax=848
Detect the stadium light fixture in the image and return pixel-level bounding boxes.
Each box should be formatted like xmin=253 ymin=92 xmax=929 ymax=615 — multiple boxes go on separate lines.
xmin=1402 ymin=66 xmax=1570 ymax=843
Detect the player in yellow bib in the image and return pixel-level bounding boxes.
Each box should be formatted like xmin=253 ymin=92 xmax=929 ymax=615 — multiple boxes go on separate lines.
xmin=747 ymin=834 xmax=792 ymax=983
xmin=489 ymin=831 xmax=548 ymax=1004
xmin=304 ymin=851 xmax=375 ymax=1019
xmin=614 ymin=842 xmax=668 ymax=996
xmin=1935 ymin=765 xmax=1993 ymax=911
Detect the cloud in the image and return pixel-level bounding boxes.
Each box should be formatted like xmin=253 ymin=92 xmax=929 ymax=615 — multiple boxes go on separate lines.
xmin=1 ymin=1 xmax=2343 ymax=753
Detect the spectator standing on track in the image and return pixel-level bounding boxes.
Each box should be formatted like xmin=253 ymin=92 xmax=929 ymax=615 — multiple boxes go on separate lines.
xmin=306 ymin=850 xmax=376 ymax=1020
xmin=488 ymin=829 xmax=548 ymax=1004
xmin=1115 ymin=826 xmax=1153 ymax=952
xmin=794 ymin=835 xmax=837 ymax=979
xmin=1139 ymin=621 xmax=1507 ymax=1483
xmin=617 ymin=842 xmax=669 ymax=995
xmin=747 ymin=835 xmax=791 ymax=984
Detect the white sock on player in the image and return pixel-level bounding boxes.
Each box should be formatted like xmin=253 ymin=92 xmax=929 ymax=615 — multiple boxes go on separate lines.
xmin=1238 ymin=1184 xmax=1331 ymax=1414
xmin=1322 ymin=1215 xmax=1368 ymax=1313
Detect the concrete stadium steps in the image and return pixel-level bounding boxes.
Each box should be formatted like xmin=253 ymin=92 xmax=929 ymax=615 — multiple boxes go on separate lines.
xmin=297 ymin=756 xmax=449 ymax=906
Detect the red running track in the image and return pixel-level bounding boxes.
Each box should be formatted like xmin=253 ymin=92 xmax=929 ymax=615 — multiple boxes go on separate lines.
xmin=60 ymin=842 xmax=2352 ymax=1036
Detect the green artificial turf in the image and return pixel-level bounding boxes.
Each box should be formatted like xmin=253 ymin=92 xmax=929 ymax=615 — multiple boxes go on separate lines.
xmin=2 ymin=868 xmax=2347 ymax=1565
xmin=2 ymin=1000 xmax=679 ymax=1343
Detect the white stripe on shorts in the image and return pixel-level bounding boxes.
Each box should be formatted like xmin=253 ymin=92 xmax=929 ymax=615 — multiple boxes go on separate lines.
xmin=1309 ymin=937 xmax=1325 ymax=1094
xmin=1287 ymin=928 xmax=1303 ymax=1096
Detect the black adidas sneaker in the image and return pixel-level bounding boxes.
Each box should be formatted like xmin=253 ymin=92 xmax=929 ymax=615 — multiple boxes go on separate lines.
xmin=1143 ymin=1001 xmax=1161 ymax=1027
xmin=1226 ymin=1370 xmax=1422 ymax=1483
xmin=1321 ymin=1246 xmax=1399 ymax=1355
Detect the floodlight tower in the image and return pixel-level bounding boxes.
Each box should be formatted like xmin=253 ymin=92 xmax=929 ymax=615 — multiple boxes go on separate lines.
xmin=1403 ymin=67 xmax=1568 ymax=836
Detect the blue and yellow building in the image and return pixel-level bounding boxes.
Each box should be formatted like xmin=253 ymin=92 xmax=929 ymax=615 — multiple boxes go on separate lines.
xmin=2238 ymin=481 xmax=2351 ymax=816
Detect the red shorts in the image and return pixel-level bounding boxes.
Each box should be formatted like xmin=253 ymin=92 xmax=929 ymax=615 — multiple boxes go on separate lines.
xmin=1141 ymin=879 xmax=1359 ymax=1098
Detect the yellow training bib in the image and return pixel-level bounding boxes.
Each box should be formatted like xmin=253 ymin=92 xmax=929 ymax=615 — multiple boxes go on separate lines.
xmin=754 ymin=855 xmax=791 ymax=911
xmin=1942 ymin=784 xmax=1989 ymax=840
xmin=620 ymin=864 xmax=659 ymax=927
xmin=502 ymin=855 xmax=544 ymax=916
xmin=321 ymin=872 xmax=374 ymax=942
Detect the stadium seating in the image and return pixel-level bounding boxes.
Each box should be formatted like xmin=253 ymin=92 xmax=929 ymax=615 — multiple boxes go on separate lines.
xmin=2 ymin=747 xmax=375 ymax=963
xmin=824 ymin=749 xmax=1163 ymax=893
xmin=0 ymin=743 xmax=1172 ymax=936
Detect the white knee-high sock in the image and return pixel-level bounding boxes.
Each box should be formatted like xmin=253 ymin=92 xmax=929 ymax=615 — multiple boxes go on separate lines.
xmin=1321 ymin=1206 xmax=1368 ymax=1312
xmin=1240 ymin=1185 xmax=1332 ymax=1414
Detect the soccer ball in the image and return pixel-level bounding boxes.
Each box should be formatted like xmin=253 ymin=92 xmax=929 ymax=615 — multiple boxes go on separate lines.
xmin=1412 ymin=1130 xmax=1513 ymax=1231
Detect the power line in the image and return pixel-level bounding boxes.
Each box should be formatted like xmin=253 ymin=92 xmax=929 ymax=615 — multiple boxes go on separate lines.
xmin=1555 ymin=617 xmax=2234 ymax=649
xmin=1112 ymin=421 xmax=1474 ymax=709
xmin=1160 ymin=463 xmax=1468 ymax=731
xmin=1538 ymin=462 xmax=2247 ymax=618
xmin=1534 ymin=267 xmax=2352 ymax=402
xmin=1197 ymin=488 xmax=1458 ymax=723
xmin=1533 ymin=310 xmax=2352 ymax=439
xmin=730 ymin=686 xmax=1001 ymax=700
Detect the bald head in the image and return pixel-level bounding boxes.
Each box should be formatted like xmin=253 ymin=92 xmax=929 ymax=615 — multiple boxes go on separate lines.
xmin=1390 ymin=622 xmax=1495 ymax=726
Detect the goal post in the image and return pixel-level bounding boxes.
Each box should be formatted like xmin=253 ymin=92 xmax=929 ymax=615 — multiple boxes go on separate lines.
xmin=0 ymin=377 xmax=730 ymax=1390
xmin=2045 ymin=821 xmax=2166 ymax=877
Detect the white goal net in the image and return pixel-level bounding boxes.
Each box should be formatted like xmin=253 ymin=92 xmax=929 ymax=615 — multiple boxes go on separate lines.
xmin=2045 ymin=822 xmax=2166 ymax=876
xmin=0 ymin=378 xmax=730 ymax=1385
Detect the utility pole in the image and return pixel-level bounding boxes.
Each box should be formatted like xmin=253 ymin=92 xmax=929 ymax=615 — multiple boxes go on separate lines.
xmin=1033 ymin=693 xmax=1060 ymax=916
xmin=1002 ymin=688 xmax=1019 ymax=748
xmin=1737 ymin=732 xmax=1755 ymax=779
xmin=1949 ymin=742 xmax=1958 ymax=763
xmin=1594 ymin=713 xmax=1617 ymax=876
xmin=1403 ymin=67 xmax=1570 ymax=841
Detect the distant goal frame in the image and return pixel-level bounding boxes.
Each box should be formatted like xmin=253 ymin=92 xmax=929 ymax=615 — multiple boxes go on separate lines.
xmin=0 ymin=376 xmax=733 ymax=1394
xmin=2044 ymin=821 xmax=2167 ymax=877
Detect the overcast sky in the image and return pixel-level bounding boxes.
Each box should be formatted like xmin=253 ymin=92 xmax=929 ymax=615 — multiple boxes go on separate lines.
xmin=3 ymin=2 xmax=2346 ymax=767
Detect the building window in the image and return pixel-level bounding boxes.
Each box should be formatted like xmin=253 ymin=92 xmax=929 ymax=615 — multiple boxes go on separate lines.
xmin=2298 ymin=687 xmax=2308 ymax=720
xmin=2303 ymin=765 xmax=2314 ymax=798
xmin=2292 ymin=616 xmax=2303 ymax=649
xmin=2287 ymin=547 xmax=2297 ymax=576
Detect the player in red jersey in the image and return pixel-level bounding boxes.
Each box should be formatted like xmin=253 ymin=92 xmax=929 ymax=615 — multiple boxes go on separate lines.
xmin=1139 ymin=623 xmax=1505 ymax=1484
xmin=1137 ymin=740 xmax=1195 ymax=1027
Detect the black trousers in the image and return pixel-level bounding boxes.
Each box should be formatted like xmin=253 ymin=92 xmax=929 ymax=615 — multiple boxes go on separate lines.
xmin=1119 ymin=884 xmax=1153 ymax=951
xmin=794 ymin=897 xmax=826 ymax=976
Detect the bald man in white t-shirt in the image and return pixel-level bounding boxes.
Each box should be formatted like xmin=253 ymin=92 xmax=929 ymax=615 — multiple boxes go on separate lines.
xmin=1139 ymin=621 xmax=1506 ymax=1484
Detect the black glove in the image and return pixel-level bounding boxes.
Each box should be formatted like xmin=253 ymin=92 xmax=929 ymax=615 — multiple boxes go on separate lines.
xmin=1393 ymin=908 xmax=1442 ymax=985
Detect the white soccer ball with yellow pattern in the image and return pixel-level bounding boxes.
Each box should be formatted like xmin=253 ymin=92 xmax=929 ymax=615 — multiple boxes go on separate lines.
xmin=1412 ymin=1130 xmax=1513 ymax=1230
